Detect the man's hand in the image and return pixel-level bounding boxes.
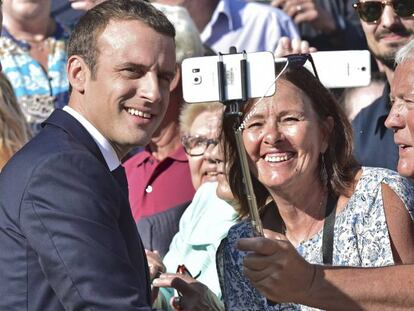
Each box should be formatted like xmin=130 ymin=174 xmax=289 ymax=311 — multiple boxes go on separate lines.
xmin=153 ymin=273 xmax=224 ymax=311
xmin=146 ymin=249 xmax=166 ymax=281
xmin=271 ymin=0 xmax=336 ymax=33
xmin=237 ymin=229 xmax=319 ymax=303
xmin=145 ymin=249 xmax=166 ymax=304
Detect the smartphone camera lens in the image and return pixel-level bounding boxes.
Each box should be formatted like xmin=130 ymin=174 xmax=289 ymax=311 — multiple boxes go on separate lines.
xmin=193 ymin=75 xmax=202 ymax=85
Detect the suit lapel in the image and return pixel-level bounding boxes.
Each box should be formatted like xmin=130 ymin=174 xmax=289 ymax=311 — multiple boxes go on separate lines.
xmin=42 ymin=109 xmax=108 ymax=170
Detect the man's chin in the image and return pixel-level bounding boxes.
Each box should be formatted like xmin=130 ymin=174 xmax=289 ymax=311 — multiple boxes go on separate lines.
xmin=375 ymin=53 xmax=397 ymax=70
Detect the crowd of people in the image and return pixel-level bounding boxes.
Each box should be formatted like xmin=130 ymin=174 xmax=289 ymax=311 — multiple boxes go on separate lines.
xmin=0 ymin=0 xmax=413 ymax=310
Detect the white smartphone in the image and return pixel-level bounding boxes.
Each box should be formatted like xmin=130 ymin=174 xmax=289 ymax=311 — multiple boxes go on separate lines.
xmin=307 ymin=50 xmax=371 ymax=88
xmin=181 ymin=51 xmax=276 ymax=103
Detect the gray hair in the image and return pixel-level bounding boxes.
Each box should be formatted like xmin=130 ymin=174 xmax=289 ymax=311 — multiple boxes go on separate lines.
xmin=395 ymin=38 xmax=414 ymax=65
xmin=151 ymin=3 xmax=204 ymax=64
xmin=179 ymin=102 xmax=223 ymax=136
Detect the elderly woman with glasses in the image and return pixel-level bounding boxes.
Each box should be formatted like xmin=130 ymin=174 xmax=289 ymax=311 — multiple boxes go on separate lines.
xmin=180 ymin=102 xmax=224 ymax=190
xmin=149 ymin=101 xmax=238 ymax=311
xmin=217 ymin=64 xmax=414 ymax=310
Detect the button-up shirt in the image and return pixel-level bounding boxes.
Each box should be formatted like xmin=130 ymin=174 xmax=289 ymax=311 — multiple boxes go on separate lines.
xmin=201 ymin=0 xmax=299 ymax=54
xmin=124 ymin=145 xmax=195 ymax=221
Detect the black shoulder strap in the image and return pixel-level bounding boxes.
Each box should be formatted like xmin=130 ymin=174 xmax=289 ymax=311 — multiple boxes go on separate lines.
xmin=322 ymin=194 xmax=338 ymax=265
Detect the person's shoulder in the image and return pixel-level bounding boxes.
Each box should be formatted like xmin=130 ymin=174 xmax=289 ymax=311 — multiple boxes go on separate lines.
xmin=225 ymin=219 xmax=252 ymax=244
xmin=359 ymin=167 xmax=414 ymax=198
xmin=362 ymin=166 xmax=409 ymax=182
xmin=0 ymin=137 xmax=109 ymax=211
xmin=362 ymin=167 xmax=414 ymax=217
xmin=4 ymin=128 xmax=105 ymax=181
xmin=193 ymin=181 xmax=219 ymax=200
xmin=352 ymin=85 xmax=389 ymax=124
xmin=181 ymin=182 xmax=222 ymax=218
xmin=352 ymin=98 xmax=382 ymax=124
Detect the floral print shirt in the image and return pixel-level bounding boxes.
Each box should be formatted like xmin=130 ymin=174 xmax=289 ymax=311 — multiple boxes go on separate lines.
xmin=217 ymin=167 xmax=414 ymax=311
xmin=0 ymin=23 xmax=69 ymax=134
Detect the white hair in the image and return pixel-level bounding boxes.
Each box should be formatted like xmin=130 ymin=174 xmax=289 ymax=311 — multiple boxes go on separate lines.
xmin=395 ymin=39 xmax=414 ymax=65
xmin=151 ymin=3 xmax=205 ymax=64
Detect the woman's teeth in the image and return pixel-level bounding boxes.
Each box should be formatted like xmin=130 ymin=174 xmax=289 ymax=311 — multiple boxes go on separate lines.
xmin=265 ymin=154 xmax=291 ymax=163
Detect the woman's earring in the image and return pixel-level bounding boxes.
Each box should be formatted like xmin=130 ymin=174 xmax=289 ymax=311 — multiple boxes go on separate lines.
xmin=320 ymin=153 xmax=328 ymax=187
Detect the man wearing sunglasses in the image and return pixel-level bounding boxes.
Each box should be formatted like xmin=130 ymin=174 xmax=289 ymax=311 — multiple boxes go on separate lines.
xmin=352 ymin=0 xmax=414 ymax=170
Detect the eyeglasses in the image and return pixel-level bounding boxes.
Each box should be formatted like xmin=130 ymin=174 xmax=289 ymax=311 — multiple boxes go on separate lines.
xmin=181 ymin=135 xmax=219 ymax=156
xmin=174 ymin=264 xmax=201 ymax=304
xmin=353 ymin=1 xmax=414 ymax=23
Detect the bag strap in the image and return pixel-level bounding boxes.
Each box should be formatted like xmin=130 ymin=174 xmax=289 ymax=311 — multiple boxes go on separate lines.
xmin=322 ymin=194 xmax=338 ymax=265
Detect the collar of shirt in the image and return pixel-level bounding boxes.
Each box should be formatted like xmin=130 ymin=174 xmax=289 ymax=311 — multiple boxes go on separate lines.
xmin=132 ymin=145 xmax=189 ymax=168
xmin=63 ymin=106 xmax=120 ymax=171
xmin=201 ymin=0 xmax=233 ymax=42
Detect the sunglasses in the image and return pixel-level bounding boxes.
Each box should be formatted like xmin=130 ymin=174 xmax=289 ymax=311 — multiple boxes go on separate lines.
xmin=175 ymin=264 xmax=201 ymax=299
xmin=353 ymin=0 xmax=414 ymax=23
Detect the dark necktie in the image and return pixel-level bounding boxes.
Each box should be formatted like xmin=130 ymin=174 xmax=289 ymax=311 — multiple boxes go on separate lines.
xmin=111 ymin=165 xmax=129 ymax=197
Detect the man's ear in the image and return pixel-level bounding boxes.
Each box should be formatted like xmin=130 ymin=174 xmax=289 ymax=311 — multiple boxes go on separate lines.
xmin=67 ymin=55 xmax=89 ymax=94
xmin=169 ymin=64 xmax=181 ymax=92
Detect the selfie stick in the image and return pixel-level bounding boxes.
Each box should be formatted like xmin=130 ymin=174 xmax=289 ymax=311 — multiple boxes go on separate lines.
xmin=219 ymin=48 xmax=264 ymax=237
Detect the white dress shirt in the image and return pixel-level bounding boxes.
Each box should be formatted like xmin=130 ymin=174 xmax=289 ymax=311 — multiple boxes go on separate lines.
xmin=63 ymin=106 xmax=120 ymax=171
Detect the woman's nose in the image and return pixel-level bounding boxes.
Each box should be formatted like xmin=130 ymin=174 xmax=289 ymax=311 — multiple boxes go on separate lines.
xmin=263 ymin=123 xmax=283 ymax=145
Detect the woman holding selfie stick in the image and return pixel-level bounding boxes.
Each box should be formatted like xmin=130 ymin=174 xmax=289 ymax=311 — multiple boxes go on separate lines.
xmin=218 ymin=65 xmax=414 ymax=310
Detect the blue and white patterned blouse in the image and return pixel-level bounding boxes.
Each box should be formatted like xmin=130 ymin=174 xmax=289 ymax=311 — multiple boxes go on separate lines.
xmin=0 ymin=23 xmax=69 ymax=133
xmin=217 ymin=167 xmax=414 ymax=311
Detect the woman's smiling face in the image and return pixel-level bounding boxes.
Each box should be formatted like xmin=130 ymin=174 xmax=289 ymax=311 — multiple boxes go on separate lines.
xmin=242 ymin=79 xmax=330 ymax=193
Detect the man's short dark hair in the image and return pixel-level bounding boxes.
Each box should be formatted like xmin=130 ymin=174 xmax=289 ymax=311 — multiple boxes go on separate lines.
xmin=67 ymin=0 xmax=175 ymax=79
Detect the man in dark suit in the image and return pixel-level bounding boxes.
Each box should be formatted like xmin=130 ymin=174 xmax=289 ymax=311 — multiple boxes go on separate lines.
xmin=0 ymin=1 xmax=178 ymax=310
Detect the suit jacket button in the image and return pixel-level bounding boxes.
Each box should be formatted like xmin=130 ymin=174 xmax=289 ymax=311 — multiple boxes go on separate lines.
xmin=145 ymin=185 xmax=153 ymax=193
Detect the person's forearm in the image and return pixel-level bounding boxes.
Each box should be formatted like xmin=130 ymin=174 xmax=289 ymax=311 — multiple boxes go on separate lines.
xmin=299 ymin=265 xmax=414 ymax=310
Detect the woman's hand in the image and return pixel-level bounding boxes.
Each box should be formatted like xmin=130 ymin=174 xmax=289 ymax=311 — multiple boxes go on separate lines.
xmin=271 ymin=0 xmax=336 ymax=33
xmin=274 ymin=37 xmax=317 ymax=57
xmin=152 ymin=273 xmax=224 ymax=311
xmin=69 ymin=0 xmax=106 ymax=11
xmin=236 ymin=229 xmax=319 ymax=303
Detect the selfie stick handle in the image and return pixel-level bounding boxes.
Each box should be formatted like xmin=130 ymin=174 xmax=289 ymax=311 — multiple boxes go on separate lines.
xmin=220 ymin=48 xmax=264 ymax=237
xmin=233 ymin=124 xmax=264 ymax=236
